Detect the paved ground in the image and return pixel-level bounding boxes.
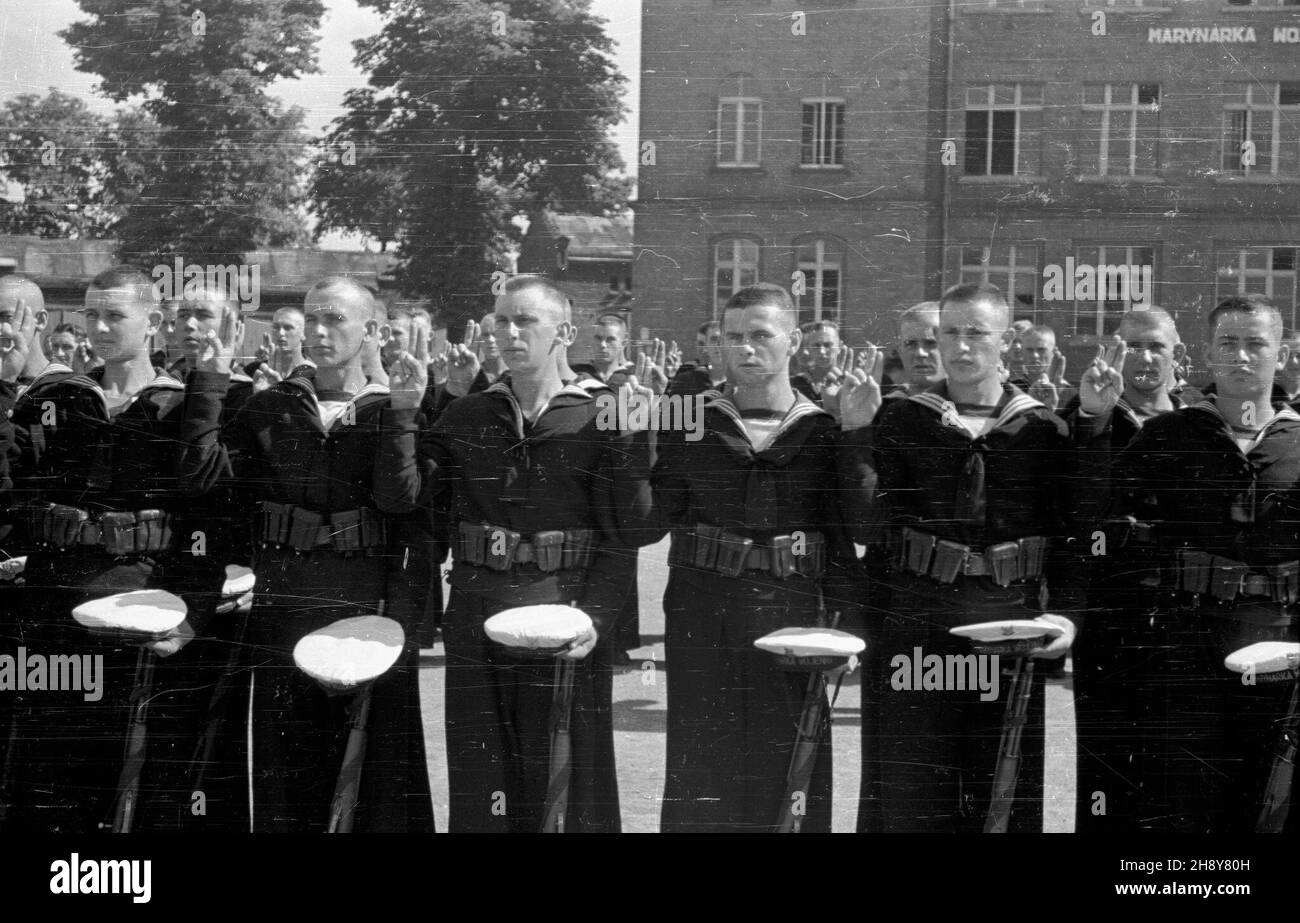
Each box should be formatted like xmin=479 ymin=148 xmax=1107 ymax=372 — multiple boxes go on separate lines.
xmin=419 ymin=537 xmax=1077 ymax=832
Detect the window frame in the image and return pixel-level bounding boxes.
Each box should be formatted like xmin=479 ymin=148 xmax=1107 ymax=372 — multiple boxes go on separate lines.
xmin=1069 ymin=244 xmax=1158 ymax=338
xmin=793 ymin=236 xmax=845 ymax=325
xmin=1222 ymin=82 xmax=1300 ymax=177
xmin=712 ymin=236 xmax=762 ymax=313
xmin=1217 ymin=245 xmax=1300 ymax=331
xmin=1081 ymin=83 xmax=1161 ymax=178
xmin=716 ymin=96 xmax=763 ymax=168
xmin=799 ymin=98 xmax=847 ymax=169
xmin=958 ymin=242 xmax=1043 ymax=319
xmin=963 ymin=83 xmax=1043 ymax=177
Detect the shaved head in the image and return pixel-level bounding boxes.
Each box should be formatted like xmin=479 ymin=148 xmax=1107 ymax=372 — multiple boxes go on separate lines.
xmin=0 ymin=275 xmax=45 ymax=313
xmin=724 ymin=283 xmax=797 ymax=333
xmin=1118 ymin=306 xmax=1180 ymax=345
xmin=498 ymin=274 xmax=571 ymax=325
xmin=306 ymin=277 xmax=377 ymax=320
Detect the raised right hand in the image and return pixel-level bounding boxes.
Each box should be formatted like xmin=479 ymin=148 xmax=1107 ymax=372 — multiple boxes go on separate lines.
xmin=838 ymin=344 xmax=884 ymax=430
xmin=446 ymin=320 xmax=481 ymax=397
xmin=1079 ymin=336 xmax=1127 ymax=416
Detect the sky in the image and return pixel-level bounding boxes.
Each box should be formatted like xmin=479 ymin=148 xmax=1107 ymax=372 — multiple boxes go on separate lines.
xmin=0 ymin=0 xmax=642 ymax=247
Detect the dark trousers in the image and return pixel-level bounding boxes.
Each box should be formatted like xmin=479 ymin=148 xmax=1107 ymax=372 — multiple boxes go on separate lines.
xmin=661 ymin=570 xmax=833 ymax=833
xmin=244 ymin=549 xmax=433 ymax=833
xmin=1138 ymin=601 xmax=1298 ymax=833
xmin=442 ymin=586 xmax=620 ymax=833
xmin=2 ymin=552 xmax=233 ymax=833
xmin=858 ymin=571 xmax=1046 ymax=834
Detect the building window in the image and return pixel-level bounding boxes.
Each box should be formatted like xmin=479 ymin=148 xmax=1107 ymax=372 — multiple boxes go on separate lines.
xmin=717 ymin=95 xmax=762 ymax=168
xmin=713 ymin=238 xmax=760 ymax=311
xmin=800 ymin=100 xmax=845 ymax=168
xmin=1217 ymin=246 xmax=1299 ymax=331
xmin=960 ymin=243 xmax=1041 ymax=316
xmin=1070 ymin=245 xmax=1157 ymax=337
xmin=1222 ymin=83 xmax=1300 ymax=177
xmin=964 ymin=84 xmax=1043 ymax=176
xmin=1082 ymin=84 xmax=1160 ymax=177
xmin=794 ymin=237 xmax=844 ymax=327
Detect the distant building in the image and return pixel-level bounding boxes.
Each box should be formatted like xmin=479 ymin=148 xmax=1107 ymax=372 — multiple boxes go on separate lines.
xmin=635 ymin=0 xmax=949 ymax=349
xmin=516 ymin=211 xmax=635 ymax=361
xmin=946 ymin=0 xmax=1300 ymax=374
xmin=0 ymin=235 xmax=398 ymax=347
xmin=637 ymin=0 xmax=1300 ymax=373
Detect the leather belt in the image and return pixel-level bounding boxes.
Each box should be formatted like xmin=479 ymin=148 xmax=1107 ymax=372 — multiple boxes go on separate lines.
xmin=674 ymin=525 xmax=827 ymax=580
xmin=455 ymin=522 xmax=596 ymax=572
xmin=1173 ymin=549 xmax=1299 ymax=605
xmin=898 ymin=527 xmax=1047 ymax=588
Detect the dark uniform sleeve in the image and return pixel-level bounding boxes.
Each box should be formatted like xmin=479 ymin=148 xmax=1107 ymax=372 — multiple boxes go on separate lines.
xmin=579 ymin=427 xmax=659 ymax=638
xmin=424 ymin=368 xmax=490 ymax=424
xmin=836 ymin=400 xmax=905 ymax=549
xmin=177 ymin=370 xmax=254 ymax=497
xmin=0 ymin=380 xmax=16 ymax=507
xmin=375 ymin=405 xmax=422 ymax=515
xmin=1038 ymin=413 xmax=1089 ymax=626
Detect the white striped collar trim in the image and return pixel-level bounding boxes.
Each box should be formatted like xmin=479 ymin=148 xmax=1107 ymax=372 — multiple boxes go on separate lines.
xmin=907 ymin=386 xmax=1044 ymax=434
xmin=1188 ymin=396 xmax=1300 ymax=429
xmin=705 ymin=393 xmax=828 ymax=446
xmin=485 ymin=379 xmax=592 ymax=436
xmin=26 ymin=361 xmax=76 ymax=386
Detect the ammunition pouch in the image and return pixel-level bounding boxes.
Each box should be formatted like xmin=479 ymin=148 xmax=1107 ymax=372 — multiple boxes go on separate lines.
xmin=260 ymin=501 xmax=292 ymax=546
xmin=24 ymin=502 xmax=177 ymax=556
xmin=679 ymin=526 xmax=826 ymax=580
xmin=256 ymin=502 xmax=387 ymax=554
xmin=287 ymin=508 xmax=323 ymax=553
xmin=455 ymin=522 xmax=596 ymax=573
xmin=1101 ymin=516 xmax=1157 ymax=551
xmin=1173 ymin=549 xmax=1300 ymax=606
xmin=897 ymin=529 xmax=1048 ymax=588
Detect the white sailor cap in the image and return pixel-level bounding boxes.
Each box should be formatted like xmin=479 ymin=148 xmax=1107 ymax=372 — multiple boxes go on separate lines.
xmin=484 ymin=604 xmax=592 ymax=656
xmin=754 ymin=626 xmax=865 ymax=671
xmin=72 ymin=589 xmax=188 ymax=639
xmin=1225 ymin=641 xmax=1300 ymax=682
xmin=949 ymin=618 xmax=1064 ymax=654
xmin=292 ymin=615 xmax=405 ymax=692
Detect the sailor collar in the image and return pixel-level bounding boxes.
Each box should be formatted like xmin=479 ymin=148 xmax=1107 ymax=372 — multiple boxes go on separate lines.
xmin=25 ymin=361 xmax=75 ymax=387
xmin=15 ymin=361 xmax=111 ymax=420
xmin=1186 ymin=395 xmax=1300 ymax=454
xmin=906 ymin=381 xmax=1044 ymax=437
xmin=484 ymin=378 xmax=593 ymax=437
xmin=278 ymin=376 xmax=391 ymax=432
xmin=704 ymin=391 xmax=829 ymax=448
xmin=1112 ymin=391 xmax=1184 ymax=429
xmin=89 ymin=366 xmax=183 ymax=418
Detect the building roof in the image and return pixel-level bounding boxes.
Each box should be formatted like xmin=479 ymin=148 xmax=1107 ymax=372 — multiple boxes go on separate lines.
xmin=534 ymin=212 xmax=633 ymax=261
xmin=0 ymin=235 xmax=399 ymax=294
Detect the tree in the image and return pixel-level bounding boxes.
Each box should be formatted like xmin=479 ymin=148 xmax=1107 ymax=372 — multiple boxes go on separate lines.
xmin=313 ymin=0 xmax=631 ymax=327
xmin=61 ymin=0 xmax=325 ymax=265
xmin=0 ymin=90 xmax=113 ymax=238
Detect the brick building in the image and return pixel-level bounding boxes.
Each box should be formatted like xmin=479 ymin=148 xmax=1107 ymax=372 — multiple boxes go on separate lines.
xmin=634 ymin=0 xmax=950 ymax=348
xmin=636 ymin=0 xmax=1300 ymax=370
xmin=947 ymin=0 xmax=1300 ymax=371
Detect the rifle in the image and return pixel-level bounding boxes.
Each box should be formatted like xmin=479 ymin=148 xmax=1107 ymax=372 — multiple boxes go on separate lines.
xmin=541 ymin=658 xmax=578 ymax=833
xmin=1224 ymin=641 xmax=1300 ymax=833
xmin=949 ymin=619 xmax=1064 ymax=834
xmin=109 ymin=649 xmax=156 ymax=833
